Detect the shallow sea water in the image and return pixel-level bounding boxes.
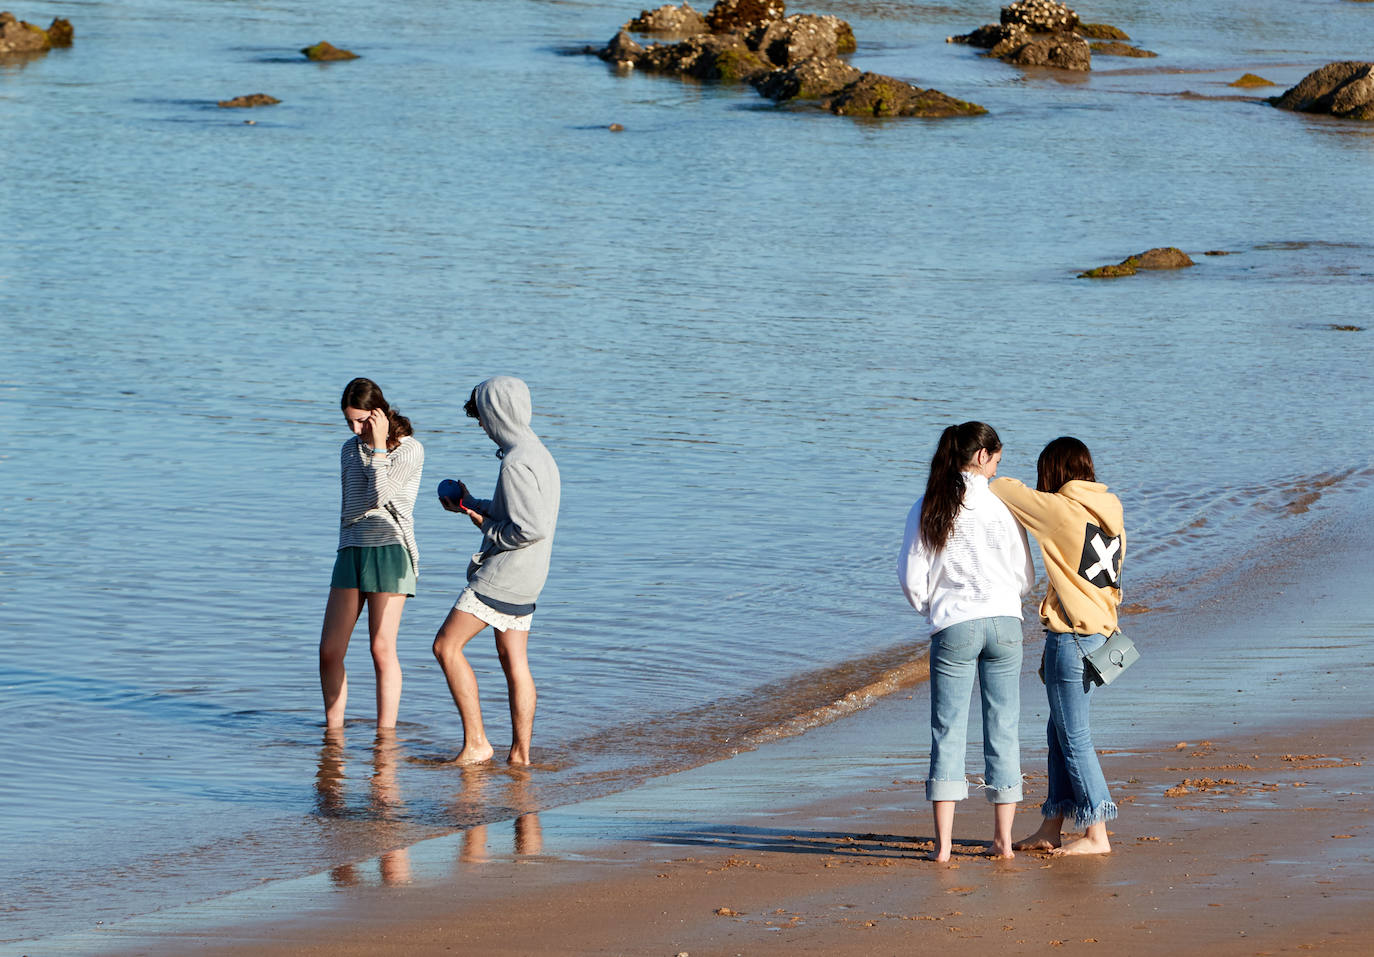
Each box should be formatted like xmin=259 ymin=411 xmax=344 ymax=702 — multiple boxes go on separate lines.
xmin=1 ymin=0 xmax=1372 ymax=943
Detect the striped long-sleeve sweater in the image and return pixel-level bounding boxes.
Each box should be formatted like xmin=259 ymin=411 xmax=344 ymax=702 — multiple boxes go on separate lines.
xmin=338 ymin=434 xmax=424 ymax=575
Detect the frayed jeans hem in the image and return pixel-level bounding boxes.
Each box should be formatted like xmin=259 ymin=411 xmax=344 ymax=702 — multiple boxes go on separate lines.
xmin=1040 ymin=798 xmax=1118 ymax=827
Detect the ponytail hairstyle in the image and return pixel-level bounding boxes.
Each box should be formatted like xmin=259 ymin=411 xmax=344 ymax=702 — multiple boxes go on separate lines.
xmin=340 ymin=377 xmax=413 ymax=452
xmin=1036 ymin=436 xmax=1095 ymax=493
xmin=919 ymin=421 xmax=1002 ymax=551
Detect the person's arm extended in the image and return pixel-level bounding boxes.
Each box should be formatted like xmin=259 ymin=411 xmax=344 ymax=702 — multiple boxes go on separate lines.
xmin=897 ymin=500 xmax=932 ymax=616
xmin=990 ymin=476 xmax=1063 ymax=538
xmin=480 ymin=463 xmax=553 ymax=551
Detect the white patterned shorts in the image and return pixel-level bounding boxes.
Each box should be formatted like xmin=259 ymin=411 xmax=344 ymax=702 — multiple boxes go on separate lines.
xmin=454 ymin=587 xmax=534 ymax=632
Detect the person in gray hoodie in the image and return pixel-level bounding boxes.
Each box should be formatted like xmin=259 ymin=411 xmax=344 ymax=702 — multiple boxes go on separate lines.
xmin=433 ymin=376 xmax=560 ymax=766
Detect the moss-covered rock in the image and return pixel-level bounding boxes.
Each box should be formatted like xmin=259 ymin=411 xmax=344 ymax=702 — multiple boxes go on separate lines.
xmin=1077 ymin=22 xmax=1128 ymax=40
xmin=0 ymin=11 xmax=51 ymax=54
xmin=824 ymin=72 xmax=986 ymax=117
xmin=218 ymin=93 xmax=281 ymax=108
xmin=638 ymin=32 xmax=771 ymax=81
xmin=45 ymin=16 xmax=72 ymax=46
xmin=1079 ymin=263 xmax=1137 ymax=278
xmin=1089 ymin=41 xmax=1155 ymax=58
xmin=1229 ymin=73 xmax=1274 ymax=87
xmin=1080 ymin=246 xmax=1195 ymax=278
xmin=301 ymin=41 xmax=358 ymax=61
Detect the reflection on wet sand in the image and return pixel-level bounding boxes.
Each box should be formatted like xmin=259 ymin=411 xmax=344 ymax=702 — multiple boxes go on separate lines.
xmin=315 ymin=729 xmax=415 ymax=887
xmin=457 ymin=764 xmax=544 ymax=864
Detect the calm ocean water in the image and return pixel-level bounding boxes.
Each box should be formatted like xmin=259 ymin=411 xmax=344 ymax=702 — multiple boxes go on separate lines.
xmin=2 ymin=0 xmax=1372 ymax=943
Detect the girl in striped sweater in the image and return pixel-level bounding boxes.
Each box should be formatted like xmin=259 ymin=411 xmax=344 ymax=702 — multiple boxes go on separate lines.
xmin=319 ymin=377 xmax=424 ymax=730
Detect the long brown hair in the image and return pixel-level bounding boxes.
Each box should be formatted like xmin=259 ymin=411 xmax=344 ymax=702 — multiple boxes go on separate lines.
xmin=340 ymin=377 xmax=413 ymax=451
xmin=919 ymin=422 xmax=1001 ymax=551
xmin=1036 ymin=436 xmax=1095 ymax=492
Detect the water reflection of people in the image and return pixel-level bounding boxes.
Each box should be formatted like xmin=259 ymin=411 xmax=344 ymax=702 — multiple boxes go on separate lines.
xmin=454 ymin=765 xmax=543 ymax=864
xmin=315 ymin=728 xmax=414 ymax=886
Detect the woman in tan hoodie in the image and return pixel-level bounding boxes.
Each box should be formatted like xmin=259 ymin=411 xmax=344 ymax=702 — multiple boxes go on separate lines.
xmin=992 ymin=437 xmax=1125 ymax=856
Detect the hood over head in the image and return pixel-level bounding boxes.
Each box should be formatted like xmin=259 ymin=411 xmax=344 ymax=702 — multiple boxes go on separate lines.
xmin=473 ymin=375 xmax=535 ymax=452
xmin=1057 ymin=479 xmax=1123 ymax=537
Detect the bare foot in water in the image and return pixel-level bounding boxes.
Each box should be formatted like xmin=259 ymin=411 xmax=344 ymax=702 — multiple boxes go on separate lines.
xmin=928 ymin=845 xmax=953 ymax=863
xmin=990 ymin=839 xmax=1015 ymax=860
xmin=506 ymin=748 xmax=530 ymax=767
xmin=1013 ymin=825 xmax=1063 ymax=852
xmin=452 ymin=742 xmax=495 ymax=764
xmin=1051 ymin=833 xmax=1111 ymax=856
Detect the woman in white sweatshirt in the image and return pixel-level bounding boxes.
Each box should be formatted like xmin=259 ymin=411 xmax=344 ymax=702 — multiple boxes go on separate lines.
xmin=899 ymin=422 xmax=1034 ymax=861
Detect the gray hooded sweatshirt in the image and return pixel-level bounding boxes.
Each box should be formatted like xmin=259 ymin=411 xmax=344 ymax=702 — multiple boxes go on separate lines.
xmin=465 ymin=376 xmax=561 ymax=607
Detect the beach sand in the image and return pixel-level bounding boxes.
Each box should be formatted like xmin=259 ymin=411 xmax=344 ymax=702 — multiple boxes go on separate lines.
xmin=60 ymin=502 xmax=1374 ymax=957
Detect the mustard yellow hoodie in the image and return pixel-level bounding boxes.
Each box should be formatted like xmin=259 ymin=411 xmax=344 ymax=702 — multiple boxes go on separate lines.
xmin=990 ymin=477 xmax=1125 ymax=636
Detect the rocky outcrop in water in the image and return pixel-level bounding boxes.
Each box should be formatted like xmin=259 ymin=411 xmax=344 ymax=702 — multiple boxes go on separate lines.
xmin=1079 ymin=247 xmax=1195 ymax=278
xmin=625 ymin=3 xmax=709 ymax=35
xmin=218 ymin=93 xmax=281 ymax=108
xmin=590 ymin=1 xmax=983 ymax=118
xmin=0 ymin=11 xmax=72 ymax=55
xmin=752 ymin=53 xmax=859 ymax=100
xmin=949 ymin=1 xmax=1133 ymax=73
xmin=1230 ymin=73 xmax=1274 ymax=87
xmin=824 ymin=73 xmax=988 ymax=117
xmin=1271 ymin=62 xmax=1374 ymax=120
xmin=301 ymin=41 xmax=358 ymax=61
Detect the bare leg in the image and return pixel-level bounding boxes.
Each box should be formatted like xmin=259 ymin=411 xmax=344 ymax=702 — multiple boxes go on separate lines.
xmin=1052 ymin=820 xmax=1112 ymax=856
xmin=930 ymin=800 xmax=955 ymax=862
xmin=432 ymin=608 xmax=495 ymax=763
xmin=495 ymin=627 xmax=536 ymax=766
xmin=320 ymin=587 xmax=365 ymax=729
xmin=364 ymin=592 xmax=406 ymax=729
xmin=992 ymin=803 xmax=1016 ymax=859
xmin=1015 ymin=814 xmax=1065 ymax=851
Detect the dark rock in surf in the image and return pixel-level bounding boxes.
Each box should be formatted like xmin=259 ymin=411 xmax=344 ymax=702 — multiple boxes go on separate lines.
xmin=706 ymin=0 xmax=785 ymax=34
xmin=301 ymin=41 xmax=358 ymax=61
xmin=625 ymin=3 xmax=709 ymax=35
xmin=638 ymin=31 xmax=772 ymax=81
xmin=1090 ymin=41 xmax=1155 ymax=58
xmin=997 ymin=31 xmax=1090 ymax=70
xmin=1271 ymin=61 xmax=1374 ymax=120
xmin=45 ymin=15 xmax=71 ymax=46
xmin=1079 ymin=247 xmax=1196 ymax=278
xmin=218 ymin=93 xmax=281 ymax=108
xmin=752 ymin=54 xmax=860 ymax=100
xmin=823 ymin=72 xmax=987 ymax=118
xmin=598 ymin=29 xmax=646 ymax=65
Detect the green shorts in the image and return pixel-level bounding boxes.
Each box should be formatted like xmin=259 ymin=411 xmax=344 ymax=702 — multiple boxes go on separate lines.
xmin=331 ymin=545 xmax=416 ymax=596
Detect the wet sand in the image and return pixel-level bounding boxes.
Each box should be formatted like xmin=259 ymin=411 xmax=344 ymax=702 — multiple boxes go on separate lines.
xmin=52 ymin=498 xmax=1374 ymax=956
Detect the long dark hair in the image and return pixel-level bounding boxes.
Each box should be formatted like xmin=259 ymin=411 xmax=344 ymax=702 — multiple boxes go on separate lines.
xmin=340 ymin=377 xmax=413 ymax=452
xmin=1036 ymin=436 xmax=1095 ymax=492
xmin=919 ymin=421 xmax=1002 ymax=551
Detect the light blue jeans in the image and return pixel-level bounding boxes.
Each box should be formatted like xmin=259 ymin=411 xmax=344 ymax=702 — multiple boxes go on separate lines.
xmin=926 ymin=616 xmax=1023 ymax=804
xmin=1041 ymin=631 xmax=1118 ymax=826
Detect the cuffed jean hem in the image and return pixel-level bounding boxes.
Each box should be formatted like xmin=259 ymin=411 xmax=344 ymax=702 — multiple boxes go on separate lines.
xmin=925 ymin=779 xmax=970 ymax=802
xmin=1040 ymin=798 xmax=1119 ymax=827
xmin=978 ymin=781 xmax=1024 ymax=804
